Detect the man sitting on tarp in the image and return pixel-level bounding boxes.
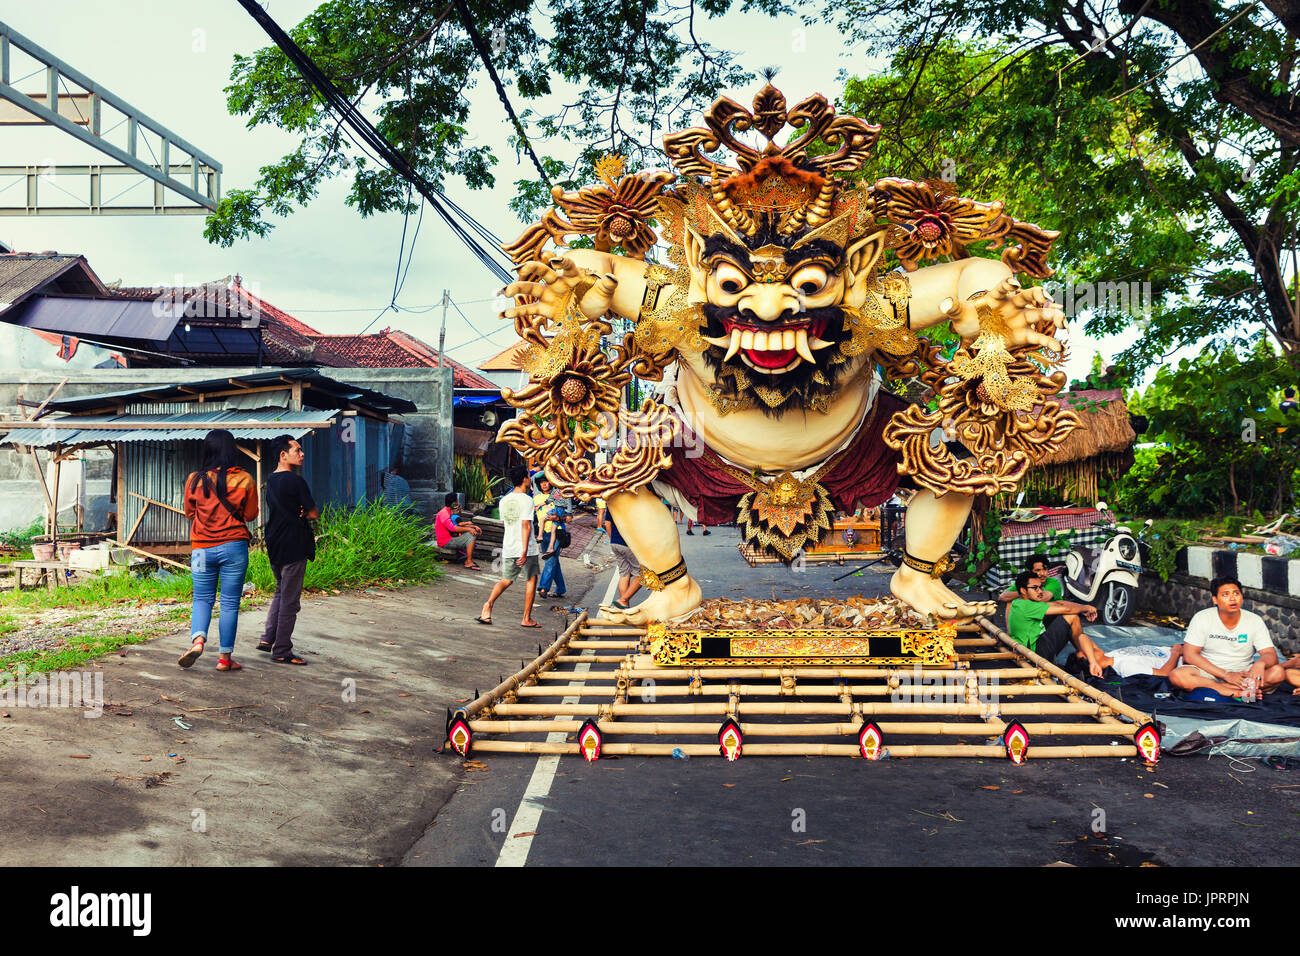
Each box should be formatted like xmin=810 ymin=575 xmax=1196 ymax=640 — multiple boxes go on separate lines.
xmin=1169 ymin=576 xmax=1300 ymax=698
xmin=1007 ymin=570 xmax=1109 ymax=677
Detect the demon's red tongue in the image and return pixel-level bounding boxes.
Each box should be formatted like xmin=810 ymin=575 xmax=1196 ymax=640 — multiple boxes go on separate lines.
xmin=747 ymin=347 xmax=797 ymax=368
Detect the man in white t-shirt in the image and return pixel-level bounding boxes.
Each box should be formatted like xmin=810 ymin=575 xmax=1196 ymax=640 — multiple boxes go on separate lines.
xmin=478 ymin=466 xmax=541 ymax=628
xmin=1170 ymin=576 xmax=1300 ymax=696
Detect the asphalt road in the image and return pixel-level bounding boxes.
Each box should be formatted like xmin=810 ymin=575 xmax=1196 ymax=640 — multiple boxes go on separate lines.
xmin=404 ymin=526 xmax=1300 ymax=867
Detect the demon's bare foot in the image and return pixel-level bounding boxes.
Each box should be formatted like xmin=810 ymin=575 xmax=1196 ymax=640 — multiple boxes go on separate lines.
xmin=602 ymin=575 xmax=703 ymax=625
xmin=890 ymin=566 xmax=995 ymax=621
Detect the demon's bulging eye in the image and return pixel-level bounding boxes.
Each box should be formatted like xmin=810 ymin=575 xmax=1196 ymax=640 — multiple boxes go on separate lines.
xmin=714 ymin=262 xmax=749 ymax=295
xmin=791 ymin=264 xmax=830 ymax=296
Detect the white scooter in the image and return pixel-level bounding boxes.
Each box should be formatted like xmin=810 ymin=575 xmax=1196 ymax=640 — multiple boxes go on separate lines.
xmin=1061 ymin=504 xmax=1151 ymax=626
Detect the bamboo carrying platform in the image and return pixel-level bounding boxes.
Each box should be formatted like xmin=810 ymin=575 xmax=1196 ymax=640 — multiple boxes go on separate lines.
xmin=442 ymin=612 xmax=1162 ymax=763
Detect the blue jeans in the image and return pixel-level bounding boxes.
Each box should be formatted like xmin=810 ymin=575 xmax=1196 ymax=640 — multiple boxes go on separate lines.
xmin=190 ymin=540 xmax=250 ymax=653
xmin=539 ymin=552 xmax=565 ymax=595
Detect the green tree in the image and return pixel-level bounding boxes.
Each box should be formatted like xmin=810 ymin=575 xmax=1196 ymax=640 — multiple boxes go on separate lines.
xmin=1118 ymin=339 xmax=1300 ymax=515
xmin=205 ymin=0 xmax=785 ymax=247
xmin=828 ymin=2 xmax=1300 ymax=374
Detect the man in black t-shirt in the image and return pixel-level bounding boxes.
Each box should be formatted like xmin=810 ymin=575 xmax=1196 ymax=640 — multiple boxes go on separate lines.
xmin=258 ymin=435 xmax=319 ymax=665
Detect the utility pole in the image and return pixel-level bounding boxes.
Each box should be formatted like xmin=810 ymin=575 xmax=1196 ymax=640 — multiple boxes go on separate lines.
xmin=438 ymin=289 xmax=448 ymax=368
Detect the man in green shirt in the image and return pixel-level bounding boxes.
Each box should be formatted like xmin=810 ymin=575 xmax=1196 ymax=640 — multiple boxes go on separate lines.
xmin=1007 ymin=571 xmax=1107 ymax=677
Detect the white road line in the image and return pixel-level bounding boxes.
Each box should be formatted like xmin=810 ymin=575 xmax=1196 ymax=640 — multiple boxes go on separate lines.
xmin=495 ymin=652 xmax=592 ymax=867
xmin=448 ymin=573 xmax=491 ymax=586
xmin=601 ymin=568 xmax=621 ymax=606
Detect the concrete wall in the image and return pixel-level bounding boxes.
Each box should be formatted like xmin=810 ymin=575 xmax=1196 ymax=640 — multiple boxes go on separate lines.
xmin=0 ymin=365 xmax=454 ymax=532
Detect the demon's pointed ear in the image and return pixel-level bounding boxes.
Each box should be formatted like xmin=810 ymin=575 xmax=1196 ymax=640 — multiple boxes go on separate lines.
xmin=845 ymin=228 xmax=888 ymax=282
xmin=684 ymin=223 xmax=708 ymax=276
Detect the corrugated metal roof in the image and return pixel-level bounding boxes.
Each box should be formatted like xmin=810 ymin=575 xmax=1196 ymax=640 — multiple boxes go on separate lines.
xmin=2 ymin=408 xmax=338 ymax=448
xmin=42 ymin=368 xmax=417 ymax=415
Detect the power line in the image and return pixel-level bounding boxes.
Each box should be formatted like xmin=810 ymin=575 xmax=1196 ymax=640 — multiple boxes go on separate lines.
xmin=449 ymin=0 xmax=552 ymax=189
xmin=236 ymin=0 xmax=515 ymax=284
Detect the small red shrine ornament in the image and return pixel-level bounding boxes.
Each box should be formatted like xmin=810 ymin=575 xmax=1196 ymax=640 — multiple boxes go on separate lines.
xmin=578 ymin=718 xmax=603 ymax=762
xmin=1004 ymin=721 xmax=1030 ymax=764
xmin=718 ymin=717 xmax=743 ymax=761
xmin=858 ymin=722 xmax=884 ymax=760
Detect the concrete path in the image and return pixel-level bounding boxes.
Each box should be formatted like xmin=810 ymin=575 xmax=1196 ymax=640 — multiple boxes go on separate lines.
xmin=0 ymin=560 xmax=602 ymax=866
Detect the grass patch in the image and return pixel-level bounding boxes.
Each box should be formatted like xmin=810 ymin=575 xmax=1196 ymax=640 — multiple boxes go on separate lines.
xmin=0 ymin=501 xmax=442 ymax=675
xmin=247 ymin=500 xmax=444 ymax=592
xmin=0 ymin=612 xmax=185 ymax=678
xmin=0 ymin=566 xmax=193 ymax=613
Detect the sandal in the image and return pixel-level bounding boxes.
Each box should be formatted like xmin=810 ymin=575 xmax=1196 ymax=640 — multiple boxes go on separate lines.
xmin=256 ymin=641 xmax=274 ymax=652
xmin=464 ymin=562 xmax=483 ymax=570
xmin=177 ymin=635 xmax=205 ymax=668
xmin=271 ymin=652 xmax=309 ymax=666
xmin=215 ymin=657 xmax=243 ymax=671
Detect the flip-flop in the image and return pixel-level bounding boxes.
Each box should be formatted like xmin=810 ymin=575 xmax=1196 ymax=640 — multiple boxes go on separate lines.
xmin=521 ymin=621 xmax=542 ymax=628
xmin=215 ymin=657 xmax=243 ymax=671
xmin=271 ymin=653 xmax=309 ymax=666
xmin=256 ymin=641 xmax=274 ymax=652
xmin=476 ymin=617 xmax=493 ymax=625
xmin=464 ymin=563 xmax=483 ymax=571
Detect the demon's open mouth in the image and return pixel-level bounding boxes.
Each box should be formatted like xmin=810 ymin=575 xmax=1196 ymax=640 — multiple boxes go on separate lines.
xmin=698 ymin=303 xmax=854 ymax=414
xmin=702 ymin=315 xmax=835 ymax=373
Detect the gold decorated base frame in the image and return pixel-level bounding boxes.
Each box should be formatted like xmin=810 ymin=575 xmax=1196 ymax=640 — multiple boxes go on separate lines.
xmin=646 ymin=623 xmax=956 ymax=667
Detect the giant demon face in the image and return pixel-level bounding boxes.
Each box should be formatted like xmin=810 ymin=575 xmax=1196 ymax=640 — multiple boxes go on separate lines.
xmin=684 ymin=214 xmax=888 ymax=415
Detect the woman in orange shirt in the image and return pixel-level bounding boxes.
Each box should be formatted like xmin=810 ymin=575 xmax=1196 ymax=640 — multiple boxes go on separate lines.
xmin=178 ymin=429 xmax=259 ymax=671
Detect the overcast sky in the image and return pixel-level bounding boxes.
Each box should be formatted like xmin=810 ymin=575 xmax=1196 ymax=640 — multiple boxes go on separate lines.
xmin=2 ymin=1 xmax=1134 ymax=379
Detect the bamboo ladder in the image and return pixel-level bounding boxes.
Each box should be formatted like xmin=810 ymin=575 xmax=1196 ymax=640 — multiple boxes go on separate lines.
xmin=445 ymin=611 xmax=1152 ymax=760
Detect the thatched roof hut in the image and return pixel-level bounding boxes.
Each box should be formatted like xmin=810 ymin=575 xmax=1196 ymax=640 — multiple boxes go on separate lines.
xmin=1019 ymin=388 xmax=1138 ymax=504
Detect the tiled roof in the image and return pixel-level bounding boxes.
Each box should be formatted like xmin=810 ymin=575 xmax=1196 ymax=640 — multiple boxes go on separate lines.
xmin=51 ymin=272 xmax=500 ymax=385
xmin=478 ymin=339 xmax=533 ymax=370
xmin=0 ymin=253 xmax=104 ymax=309
xmin=311 ymin=328 xmax=498 ymax=388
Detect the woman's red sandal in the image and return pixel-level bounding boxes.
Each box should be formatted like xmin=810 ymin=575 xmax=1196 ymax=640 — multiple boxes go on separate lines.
xmin=215 ymin=657 xmax=243 ymax=671
xmin=177 ymin=636 xmax=205 ymax=668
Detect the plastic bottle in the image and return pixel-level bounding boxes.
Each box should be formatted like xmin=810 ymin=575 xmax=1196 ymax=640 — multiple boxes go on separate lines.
xmin=671 ymin=748 xmax=690 ymax=760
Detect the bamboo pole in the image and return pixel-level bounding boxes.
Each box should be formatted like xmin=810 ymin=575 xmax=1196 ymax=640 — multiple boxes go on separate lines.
xmin=514 ymin=683 xmax=1074 ymax=698
xmin=610 ymin=665 xmax=1040 ymax=681
xmin=117 ymin=542 xmax=190 ymax=571
xmin=977 ymin=617 xmax=1151 ymax=724
xmin=123 ymin=501 xmax=149 ymax=545
xmin=469 ymin=719 xmax=1136 ymax=737
xmin=489 ymin=701 xmax=1105 ymax=717
xmin=554 ymin=655 xmax=633 ymax=664
xmin=570 ymin=640 xmax=639 ymax=649
xmin=128 ymin=491 xmax=185 ymax=516
xmin=114 ymin=442 xmax=125 ymax=545
xmin=462 ymin=611 xmax=588 ymax=717
xmin=467 ymin=740 xmax=1138 ymax=758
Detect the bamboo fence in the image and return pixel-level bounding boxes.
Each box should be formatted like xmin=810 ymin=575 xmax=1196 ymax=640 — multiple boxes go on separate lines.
xmin=446 ymin=611 xmax=1151 ymax=761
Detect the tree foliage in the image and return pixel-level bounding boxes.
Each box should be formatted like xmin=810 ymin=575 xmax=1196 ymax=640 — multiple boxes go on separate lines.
xmin=1112 ymin=339 xmax=1300 ymax=516
xmin=205 ymin=0 xmax=787 ymax=247
xmin=828 ymin=0 xmax=1300 ymax=374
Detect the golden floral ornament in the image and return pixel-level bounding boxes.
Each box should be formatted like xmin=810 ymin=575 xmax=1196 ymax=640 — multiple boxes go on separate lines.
xmin=501 ymin=163 xmax=675 ymax=265
xmin=873 ymin=178 xmax=1005 ymax=272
